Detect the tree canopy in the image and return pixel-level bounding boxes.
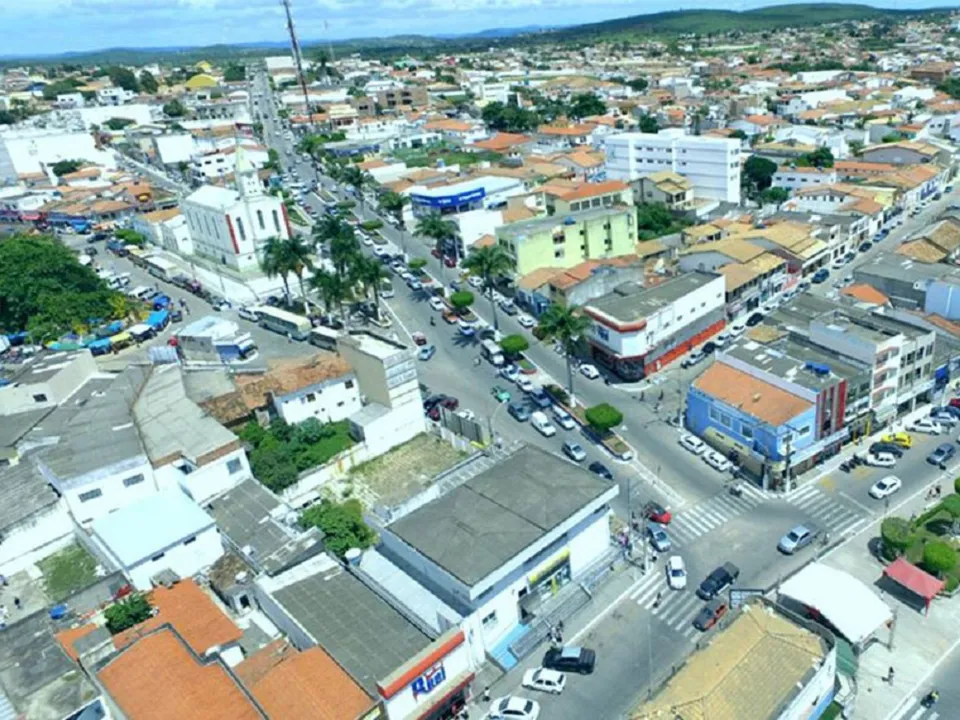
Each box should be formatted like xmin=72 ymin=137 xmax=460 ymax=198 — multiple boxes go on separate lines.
xmin=301 ymin=499 xmax=376 ymax=558
xmin=107 ymin=66 xmax=140 ymax=93
xmin=104 ymin=117 xmax=135 ymax=130
xmin=138 ymin=70 xmax=158 ymax=94
xmin=223 ymin=64 xmax=246 ymax=82
xmin=569 ymin=93 xmax=607 ymax=120
xmin=0 ymin=234 xmax=123 ymax=340
xmin=585 ymin=403 xmax=624 ymax=434
xmin=51 ymin=159 xmax=84 ymax=176
xmin=636 ymin=203 xmax=690 ymax=240
xmin=163 ymin=99 xmax=186 ymax=117
xmin=104 ymin=593 xmax=152 ymax=634
xmin=639 ymin=115 xmax=659 ymax=133
xmin=481 ymin=101 xmax=540 ymax=133
xmin=796 ymin=146 xmax=835 ymax=169
xmin=499 ymin=334 xmax=529 ymax=356
xmin=742 ymin=155 xmax=778 ymax=196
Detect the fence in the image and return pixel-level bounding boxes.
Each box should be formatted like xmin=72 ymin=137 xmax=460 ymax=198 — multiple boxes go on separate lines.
xmin=279 ymin=443 xmax=377 ymax=507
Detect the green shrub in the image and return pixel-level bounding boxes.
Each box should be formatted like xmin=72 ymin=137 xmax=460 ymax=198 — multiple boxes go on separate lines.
xmin=880 ymin=516 xmax=912 ymax=556
xmin=545 ymin=384 xmax=569 ymax=406
xmin=301 ymin=499 xmax=375 ymax=558
xmin=337 ymin=200 xmax=356 ymax=210
xmin=954 ymin=476 xmax=960 ymax=496
xmin=240 ymin=419 xmax=355 ymax=492
xmin=585 ymin=403 xmax=624 ymax=434
xmin=449 ymin=291 xmax=475 ymax=311
xmin=942 ymin=494 xmax=960 ymax=518
xmin=105 ymin=593 xmax=152 ymax=634
xmin=408 ymin=258 xmax=427 ymax=271
xmin=500 ymin=334 xmax=529 ymax=357
xmin=360 ymin=219 xmax=383 ymax=231
xmin=923 ymin=541 xmax=958 ymax=576
xmin=946 ymin=573 xmax=960 ymax=594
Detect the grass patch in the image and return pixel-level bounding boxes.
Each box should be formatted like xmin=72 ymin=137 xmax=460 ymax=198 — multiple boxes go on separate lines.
xmin=38 ymin=543 xmax=100 ymax=602
xmin=393 ymin=143 xmax=502 ymax=169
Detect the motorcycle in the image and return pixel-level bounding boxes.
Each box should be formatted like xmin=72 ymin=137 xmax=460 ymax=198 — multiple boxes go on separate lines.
xmin=729 ymin=484 xmax=743 ymax=498
xmin=921 ymin=690 xmax=939 ymax=708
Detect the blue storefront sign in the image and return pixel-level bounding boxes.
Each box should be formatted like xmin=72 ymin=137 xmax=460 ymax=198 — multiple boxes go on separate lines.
xmin=411 ymin=662 xmax=446 ymax=700
xmin=411 ymin=187 xmax=485 ymax=209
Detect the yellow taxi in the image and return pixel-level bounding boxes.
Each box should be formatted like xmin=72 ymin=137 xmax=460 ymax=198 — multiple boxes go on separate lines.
xmin=880 ymin=432 xmax=913 ymax=449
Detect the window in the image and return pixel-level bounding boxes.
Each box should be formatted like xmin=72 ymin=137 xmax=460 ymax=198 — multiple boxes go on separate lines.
xmin=306 ymin=392 xmax=316 ymax=402
xmin=256 ymin=209 xmax=265 ymax=230
xmin=345 ymin=379 xmax=354 ymax=389
xmin=709 ymin=406 xmax=721 ymax=422
xmin=236 ymin=217 xmax=246 ymax=242
xmin=151 ymin=552 xmax=166 ymax=562
xmin=123 ymin=474 xmax=145 ymax=488
xmin=227 ymin=458 xmax=242 ymax=475
xmin=482 ymin=611 xmax=498 ymax=628
xmin=741 ymin=424 xmax=754 ymax=440
xmin=183 ymin=536 xmax=197 ymax=545
xmin=78 ymin=488 xmax=103 ymax=503
xmin=720 ymin=413 xmax=732 ymax=429
xmin=33 ymin=393 xmax=48 ymax=402
xmin=272 ymin=209 xmax=281 ymax=232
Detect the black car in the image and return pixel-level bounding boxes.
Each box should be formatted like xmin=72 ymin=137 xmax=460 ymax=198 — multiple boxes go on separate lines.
xmin=588 ymin=461 xmax=614 ymax=481
xmin=696 ymin=562 xmax=740 ymax=600
xmin=858 ymin=241 xmax=873 ymax=253
xmin=542 ymin=646 xmax=596 ymax=675
xmin=702 ymin=341 xmax=718 ymax=355
xmin=869 ymin=441 xmax=904 ymax=458
xmin=745 ymin=312 xmax=765 ymax=327
xmin=529 ymin=388 xmax=552 ymax=409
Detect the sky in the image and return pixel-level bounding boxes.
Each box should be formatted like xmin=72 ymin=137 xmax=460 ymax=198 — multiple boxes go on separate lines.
xmin=0 ymin=0 xmax=950 ymax=58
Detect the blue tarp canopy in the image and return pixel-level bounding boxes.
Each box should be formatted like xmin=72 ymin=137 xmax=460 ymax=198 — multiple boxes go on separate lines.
xmin=147 ymin=310 xmax=169 ymax=329
xmin=95 ymin=320 xmax=125 ymax=338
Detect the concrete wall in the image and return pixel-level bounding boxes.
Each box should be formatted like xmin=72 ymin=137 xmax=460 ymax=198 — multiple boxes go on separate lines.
xmin=156 ymin=447 xmax=250 ymax=505
xmin=925 ymin=280 xmax=960 ymax=320
xmin=274 ymin=377 xmax=362 ymax=425
xmin=43 ymin=456 xmax=157 ymax=526
xmin=0 ymin=502 xmax=74 ymax=575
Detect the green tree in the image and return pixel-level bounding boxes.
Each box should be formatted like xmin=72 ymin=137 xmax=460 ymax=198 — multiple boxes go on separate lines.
xmin=759 ymin=187 xmax=789 ymax=205
xmin=628 ymin=78 xmax=649 ymax=92
xmin=923 ymin=541 xmax=957 ymax=576
xmin=138 ymin=70 xmax=158 ymax=94
xmin=797 ymin=146 xmax=835 ymax=169
xmin=115 ymin=229 xmax=146 ymax=246
xmin=729 ymin=129 xmax=748 ymax=141
xmin=353 ymin=255 xmax=389 ymax=315
xmin=639 ymin=115 xmax=659 ymax=133
xmin=880 ymin=517 xmax=912 ymax=558
xmin=41 ymin=78 xmax=83 ymax=101
xmin=937 ymin=78 xmax=960 ymax=100
xmin=163 ymin=99 xmax=186 ymax=117
xmin=0 ymin=234 xmax=121 ymax=339
xmin=743 ymin=155 xmax=778 ymax=196
xmin=51 ymin=159 xmax=84 ymax=176
xmin=107 ymin=67 xmax=139 ymax=93
xmin=265 ymin=147 xmax=281 ymax=171
xmin=415 ymin=212 xmax=458 ymax=260
xmin=301 ymin=499 xmax=376 ymax=558
xmin=585 ymin=403 xmax=624 ymax=433
xmin=481 ymin=101 xmax=540 ymax=133
xmin=536 ymin=304 xmax=593 ymax=397
xmin=260 ymin=235 xmax=293 ymax=302
xmin=340 ymin=165 xmax=372 ymax=210
xmin=635 ymin=203 xmax=688 ymax=240
xmin=104 ymin=117 xmax=135 ymax=131
xmin=309 ymin=267 xmax=349 ymax=320
xmin=570 ymin=93 xmax=607 ymax=120
xmin=223 ymin=64 xmax=246 ymax=82
xmin=408 ymin=258 xmax=427 ymax=272
xmin=449 ymin=290 xmax=475 ymax=313
xmin=283 ymin=235 xmax=315 ymax=308
xmin=104 ymin=593 xmax=152 ymax=634
xmin=315 ymin=215 xmax=360 ymax=280
xmin=461 ymin=244 xmax=514 ymax=331
xmin=499 ymin=334 xmax=529 ymax=357
xmin=378 ymin=190 xmax=411 ymax=255
xmin=849 ymin=140 xmax=864 ymax=156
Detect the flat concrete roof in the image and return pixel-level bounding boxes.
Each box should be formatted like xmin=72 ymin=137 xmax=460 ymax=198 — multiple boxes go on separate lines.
xmin=0 ymin=461 xmax=59 ymax=533
xmin=261 ymin=554 xmax=433 ymax=695
xmin=586 ymin=271 xmax=720 ymax=324
xmin=497 ymin=204 xmax=629 ymax=242
xmin=0 ymin=350 xmax=88 ymax=387
xmin=386 ymin=444 xmax=614 ymax=587
xmin=725 ymin=337 xmax=869 ymax=391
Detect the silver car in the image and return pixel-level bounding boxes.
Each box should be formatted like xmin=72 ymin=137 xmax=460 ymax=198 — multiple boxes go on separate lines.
xmin=778 ymin=524 xmax=819 ymax=554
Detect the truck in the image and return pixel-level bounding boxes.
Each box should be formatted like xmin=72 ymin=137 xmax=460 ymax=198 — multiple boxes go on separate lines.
xmin=696 ymin=562 xmax=740 ymax=600
xmin=145 ymin=256 xmax=178 ymax=282
xmin=480 ymin=339 xmax=504 ymax=366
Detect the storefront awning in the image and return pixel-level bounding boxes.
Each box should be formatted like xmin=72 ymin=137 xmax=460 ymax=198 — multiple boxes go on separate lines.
xmin=883 ymin=558 xmax=944 ymax=612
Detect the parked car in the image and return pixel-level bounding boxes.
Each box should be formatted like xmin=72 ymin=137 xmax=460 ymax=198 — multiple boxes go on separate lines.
xmin=701 ymin=341 xmax=718 ymax=355
xmin=553 ymin=406 xmax=576 ymax=430
xmin=518 ymin=314 xmax=536 ymax=329
xmin=811 ymin=268 xmax=830 ymax=284
xmin=778 ymin=524 xmax=821 ymax=554
xmin=542 ymin=646 xmax=596 ymax=675
xmin=927 ymin=443 xmax=955 ymax=465
xmin=579 ymin=364 xmax=600 ymax=380
xmin=489 ymin=697 xmax=541 ymax=720
xmin=697 ymin=562 xmax=740 ymax=600
xmin=562 ymin=441 xmax=586 ymax=462
xmin=682 ymin=350 xmax=706 ymax=368
xmin=517 ymin=377 xmax=535 ymax=394
xmin=429 ymin=296 xmax=446 ymax=312
xmin=930 ymin=409 xmax=960 ymax=426
xmin=588 ymin=461 xmax=614 ymax=481
xmin=521 ymin=668 xmax=566 ymax=695
xmin=647 ymin=522 xmax=672 ymax=552
xmin=865 ymin=452 xmax=897 ymax=468
xmin=679 ymin=434 xmax=706 ymax=455
xmin=491 ymin=385 xmax=511 ymax=403
xmin=869 ymin=475 xmax=903 ymax=500
xmin=858 ymin=241 xmax=873 ymax=253
xmin=869 ymin=441 xmax=904 ymax=458
xmin=703 ymin=449 xmax=733 ymax=472
xmin=500 ymin=364 xmax=520 ymax=383
xmin=746 ymin=312 xmax=765 ymax=327
xmin=644 ymin=501 xmax=672 ymax=525
xmin=666 ymin=555 xmax=687 ymax=590
xmin=418 ymin=344 xmax=436 ymax=361
xmin=694 ymin=598 xmax=729 ymax=631
xmin=529 ymin=387 xmax=552 ymax=409
xmin=906 ymin=418 xmax=942 ymax=435
xmin=237 ymin=305 xmax=261 ymax=322
xmin=880 ymin=432 xmax=912 ymax=449
xmin=508 ymin=402 xmax=531 ymax=422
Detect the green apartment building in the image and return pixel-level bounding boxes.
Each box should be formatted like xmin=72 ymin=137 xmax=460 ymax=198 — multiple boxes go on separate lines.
xmin=497 ymin=205 xmax=638 ymax=277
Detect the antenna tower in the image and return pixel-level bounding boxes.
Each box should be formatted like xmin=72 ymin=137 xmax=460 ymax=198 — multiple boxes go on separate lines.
xmin=280 ymin=0 xmax=313 ymax=128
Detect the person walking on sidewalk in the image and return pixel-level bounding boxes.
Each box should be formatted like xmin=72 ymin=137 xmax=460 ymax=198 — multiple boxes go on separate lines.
xmin=481 ymin=686 xmax=491 ymax=703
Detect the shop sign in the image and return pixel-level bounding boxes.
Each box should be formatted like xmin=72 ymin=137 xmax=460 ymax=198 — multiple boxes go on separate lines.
xmin=527 ymin=549 xmax=570 ymax=585
xmin=411 ymin=662 xmax=446 ymax=700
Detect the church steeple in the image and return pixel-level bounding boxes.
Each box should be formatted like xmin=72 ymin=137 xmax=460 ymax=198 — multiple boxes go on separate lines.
xmin=235 ymin=145 xmax=262 ymax=199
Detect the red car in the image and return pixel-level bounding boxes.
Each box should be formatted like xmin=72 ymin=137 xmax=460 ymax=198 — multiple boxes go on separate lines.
xmin=431 ymin=248 xmax=442 ymax=259
xmin=427 ymin=396 xmax=459 ymax=421
xmin=693 ymin=599 xmax=728 ymax=631
xmin=644 ymin=501 xmax=672 ymax=525
xmin=949 ymin=398 xmax=960 ymax=409
xmin=444 ymin=256 xmax=457 ymax=268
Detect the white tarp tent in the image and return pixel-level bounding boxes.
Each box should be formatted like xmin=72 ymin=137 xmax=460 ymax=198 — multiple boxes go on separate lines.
xmin=778 ymin=563 xmax=892 ymax=645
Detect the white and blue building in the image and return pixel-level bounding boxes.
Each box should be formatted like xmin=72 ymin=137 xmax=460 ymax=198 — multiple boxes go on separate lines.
xmin=408 ymin=175 xmax=526 ymax=218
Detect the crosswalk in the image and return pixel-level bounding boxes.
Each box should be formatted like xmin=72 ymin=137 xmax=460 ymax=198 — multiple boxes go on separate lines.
xmin=627 ymin=571 xmax=707 ymax=642
xmin=665 ymin=483 xmax=768 ymax=547
xmin=784 ymin=486 xmax=865 ymax=537
xmin=891 ymin=696 xmax=940 ymax=720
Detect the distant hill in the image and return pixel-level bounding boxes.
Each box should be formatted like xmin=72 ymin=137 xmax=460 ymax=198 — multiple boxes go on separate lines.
xmin=555 ymin=3 xmax=951 ymax=39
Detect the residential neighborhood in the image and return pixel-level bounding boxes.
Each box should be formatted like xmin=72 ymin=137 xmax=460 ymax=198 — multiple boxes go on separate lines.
xmin=5 ymin=3 xmax=960 ymax=720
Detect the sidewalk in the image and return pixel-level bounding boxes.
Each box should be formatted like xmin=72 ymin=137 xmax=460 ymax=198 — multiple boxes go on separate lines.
xmin=815 ymin=462 xmax=960 ymax=720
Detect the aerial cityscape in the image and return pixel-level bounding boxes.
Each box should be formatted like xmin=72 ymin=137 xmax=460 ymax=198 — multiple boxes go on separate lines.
xmin=3 ymin=2 xmax=960 ymax=719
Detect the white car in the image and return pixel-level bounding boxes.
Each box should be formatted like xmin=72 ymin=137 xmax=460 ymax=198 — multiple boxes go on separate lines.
xmin=666 ymin=555 xmax=687 ymax=590
xmin=489 ymin=696 xmax=541 ymax=720
xmin=522 ymin=668 xmax=566 ymax=695
xmin=518 ymin=377 xmax=535 ymax=394
xmin=869 ymin=475 xmax=903 ymax=500
xmin=729 ymin=322 xmax=746 ymax=336
xmin=553 ymin=406 xmax=577 ymax=430
xmin=682 ymin=350 xmax=705 ymax=368
xmin=907 ymin=418 xmax=943 ymax=435
xmin=467 ymin=275 xmax=484 ymax=289
xmin=703 ymin=449 xmax=733 ymax=472
xmin=237 ymin=306 xmax=261 ymax=322
xmin=500 ymin=364 xmax=520 ymax=383
xmin=580 ymin=364 xmax=600 ymax=380
xmin=407 ymin=278 xmax=422 ymax=291
xmin=679 ymin=434 xmax=706 ymax=455
xmin=518 ymin=314 xmax=536 ymax=329
xmin=865 ymin=452 xmax=897 ymax=468
xmin=428 ymin=296 xmax=446 ymax=312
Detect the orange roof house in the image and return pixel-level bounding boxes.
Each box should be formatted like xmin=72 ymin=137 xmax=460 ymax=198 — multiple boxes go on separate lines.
xmin=693 ymin=362 xmax=812 ymax=427
xmin=470 ymin=132 xmax=533 ymax=153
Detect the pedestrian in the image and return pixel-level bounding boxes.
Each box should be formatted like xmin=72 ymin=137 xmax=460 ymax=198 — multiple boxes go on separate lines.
xmin=557 ymin=620 xmax=564 ymax=634
xmin=12 ymin=597 xmax=20 ymax=611
xmin=482 ymin=686 xmax=491 ymax=703
xmin=886 ymin=666 xmax=895 ymax=684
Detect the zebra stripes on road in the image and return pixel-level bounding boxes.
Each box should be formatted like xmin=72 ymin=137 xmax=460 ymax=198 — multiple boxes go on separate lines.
xmin=889 ymin=695 xmax=940 ymax=720
xmin=627 ymin=571 xmax=707 ymax=643
xmin=666 ymin=482 xmax=768 ymax=545
xmin=785 ymin=485 xmax=865 ymax=536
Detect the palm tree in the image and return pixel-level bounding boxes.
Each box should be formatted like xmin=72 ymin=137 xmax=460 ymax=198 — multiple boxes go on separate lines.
xmin=415 ymin=212 xmax=458 ymax=261
xmin=313 ymin=215 xmax=360 ymax=279
xmin=536 ymin=304 xmax=593 ymax=399
xmin=309 ymin=267 xmax=348 ymax=321
xmin=340 ymin=165 xmax=372 ymax=210
xmin=283 ymin=235 xmax=315 ymax=309
xmin=260 ymin=236 xmax=292 ymax=302
xmin=354 ymin=256 xmax=389 ymax=317
xmin=379 ymin=190 xmax=411 ymax=256
xmin=461 ymin=244 xmax=514 ymax=331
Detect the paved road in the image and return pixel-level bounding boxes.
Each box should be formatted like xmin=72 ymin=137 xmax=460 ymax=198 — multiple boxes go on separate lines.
xmin=889 ymin=642 xmax=960 ymax=720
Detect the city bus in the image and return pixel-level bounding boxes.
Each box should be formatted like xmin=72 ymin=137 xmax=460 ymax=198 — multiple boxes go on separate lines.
xmin=257 ymin=306 xmax=312 ymax=341
xmin=309 ymin=325 xmax=342 ymax=351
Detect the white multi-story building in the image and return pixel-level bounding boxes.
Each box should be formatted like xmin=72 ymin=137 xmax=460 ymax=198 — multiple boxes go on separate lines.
xmin=96 ymin=86 xmax=136 ymax=106
xmin=182 ymin=147 xmax=290 ymax=270
xmin=190 ymin=144 xmax=269 ymax=183
xmin=605 ymin=129 xmax=742 ymax=204
xmin=773 ymin=166 xmax=839 ymax=192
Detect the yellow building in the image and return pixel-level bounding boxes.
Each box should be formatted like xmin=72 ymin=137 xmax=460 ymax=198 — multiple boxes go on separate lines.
xmin=185 ymin=73 xmax=218 ymax=90
xmin=497 ymin=205 xmax=638 ymax=276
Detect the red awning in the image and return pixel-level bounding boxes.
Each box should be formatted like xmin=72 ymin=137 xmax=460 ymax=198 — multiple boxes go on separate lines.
xmin=883 ymin=557 xmax=945 ymax=601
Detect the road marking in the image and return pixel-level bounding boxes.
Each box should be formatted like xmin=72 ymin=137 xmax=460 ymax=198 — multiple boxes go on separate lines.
xmin=838 ymin=490 xmax=875 ymax=515
xmin=667 ymin=522 xmax=699 ymax=542
xmin=660 ymin=594 xmax=699 ymax=626
xmin=907 ymin=707 xmax=926 ymax=720
xmin=687 ymin=506 xmax=722 ymax=529
xmin=637 ymin=580 xmax=666 ymax=609
xmin=676 ymin=510 xmax=712 ymax=534
xmin=628 ymin=573 xmax=661 ymax=601
xmin=713 ymin=494 xmax=746 ymax=516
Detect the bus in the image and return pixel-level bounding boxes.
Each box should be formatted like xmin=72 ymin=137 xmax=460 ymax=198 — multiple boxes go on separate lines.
xmin=258 ymin=306 xmax=312 ymax=340
xmin=145 ymin=256 xmax=178 ymax=282
xmin=309 ymin=325 xmax=342 ymax=351
xmin=480 ymin=339 xmax=504 ymax=366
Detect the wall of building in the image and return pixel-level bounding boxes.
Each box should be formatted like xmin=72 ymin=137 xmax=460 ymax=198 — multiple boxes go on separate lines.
xmin=925 ymin=279 xmax=960 ymax=320
xmin=381 ymin=639 xmax=473 ymax=720
xmin=43 ymin=456 xmax=157 ymax=525
xmin=778 ymin=644 xmax=836 ymax=720
xmin=0 ymin=502 xmax=74 ymax=576
xmin=356 ymin=402 xmax=427 ymax=457
xmin=274 ymin=377 xmax=362 ymax=425
xmin=155 ymin=447 xmax=250 ymax=505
